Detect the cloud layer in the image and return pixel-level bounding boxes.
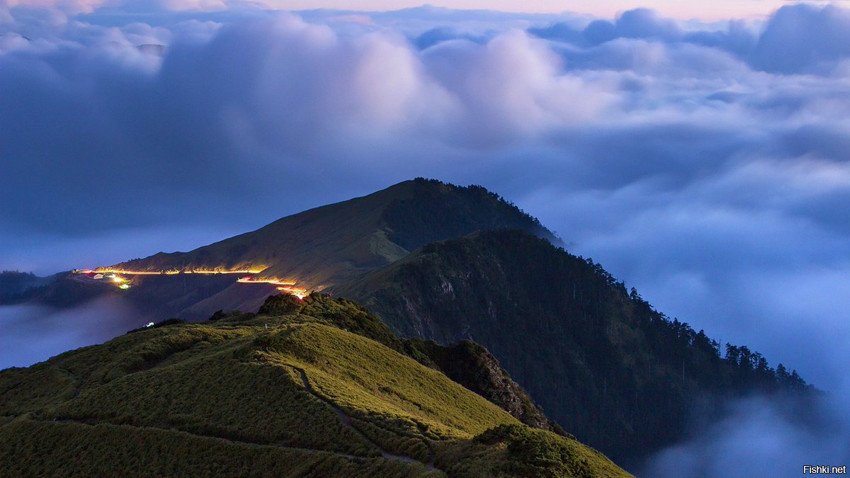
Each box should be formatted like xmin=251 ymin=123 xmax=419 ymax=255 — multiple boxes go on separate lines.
xmin=0 ymin=297 xmax=145 ymax=368
xmin=3 ymin=0 xmax=850 ymax=382
xmin=2 ymin=3 xmax=850 ymax=473
xmin=642 ymin=394 xmax=850 ymax=478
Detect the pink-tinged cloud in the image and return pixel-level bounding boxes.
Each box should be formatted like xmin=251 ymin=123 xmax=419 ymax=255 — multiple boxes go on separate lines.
xmin=2 ymin=5 xmax=850 ymax=474
xmin=0 ymin=0 xmax=830 ymax=20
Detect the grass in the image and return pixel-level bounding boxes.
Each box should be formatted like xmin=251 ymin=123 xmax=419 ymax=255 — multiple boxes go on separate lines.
xmin=256 ymin=322 xmax=518 ymax=440
xmin=0 ymin=294 xmax=630 ymax=477
xmin=0 ymin=418 xmax=435 ymax=478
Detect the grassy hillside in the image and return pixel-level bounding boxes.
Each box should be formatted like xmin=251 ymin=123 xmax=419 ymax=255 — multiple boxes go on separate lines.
xmin=257 ymin=293 xmax=563 ymax=435
xmin=111 ymin=178 xmax=557 ymax=289
xmin=0 ymin=293 xmax=629 ymax=478
xmin=336 ymin=230 xmax=814 ymax=467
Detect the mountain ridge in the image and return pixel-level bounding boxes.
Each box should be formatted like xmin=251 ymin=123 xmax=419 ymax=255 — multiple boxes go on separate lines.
xmin=1 ymin=178 xmax=558 ymax=320
xmin=335 ymin=228 xmax=815 ymax=466
xmin=0 ymin=293 xmax=629 ymax=477
xmin=1 ymin=178 xmax=815 ymax=470
xmin=110 ymin=178 xmax=557 ymax=289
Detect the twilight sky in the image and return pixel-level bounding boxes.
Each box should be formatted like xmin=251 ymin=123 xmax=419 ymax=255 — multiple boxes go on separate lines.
xmin=2 ymin=1 xmax=850 ymax=473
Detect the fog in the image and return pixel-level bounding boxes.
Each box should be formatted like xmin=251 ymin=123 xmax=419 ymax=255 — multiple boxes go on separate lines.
xmin=642 ymin=394 xmax=850 ymax=477
xmin=2 ymin=2 xmax=849 ymax=474
xmin=0 ymin=297 xmax=146 ymax=368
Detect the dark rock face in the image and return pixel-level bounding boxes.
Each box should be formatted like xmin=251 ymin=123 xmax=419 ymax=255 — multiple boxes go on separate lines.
xmin=410 ymin=339 xmax=565 ymax=435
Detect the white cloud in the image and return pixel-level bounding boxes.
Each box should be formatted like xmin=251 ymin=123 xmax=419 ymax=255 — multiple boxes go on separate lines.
xmin=3 ymin=4 xmax=850 ymax=472
xmin=0 ymin=297 xmax=143 ymax=369
xmin=643 ymin=395 xmax=850 ymax=478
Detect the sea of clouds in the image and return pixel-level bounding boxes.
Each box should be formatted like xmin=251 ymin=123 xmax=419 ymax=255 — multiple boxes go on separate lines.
xmin=1 ymin=1 xmax=849 ymax=474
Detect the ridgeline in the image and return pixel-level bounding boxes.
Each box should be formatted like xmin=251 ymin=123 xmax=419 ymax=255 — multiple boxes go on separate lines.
xmin=0 ymin=293 xmax=629 ymax=478
xmin=1 ymin=178 xmax=815 ymax=470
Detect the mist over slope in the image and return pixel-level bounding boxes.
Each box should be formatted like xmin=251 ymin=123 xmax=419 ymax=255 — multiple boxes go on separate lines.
xmin=0 ymin=297 xmax=142 ymax=371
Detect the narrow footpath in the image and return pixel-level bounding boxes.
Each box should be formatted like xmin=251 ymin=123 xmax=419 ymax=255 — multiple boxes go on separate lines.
xmin=288 ymin=365 xmax=438 ymax=472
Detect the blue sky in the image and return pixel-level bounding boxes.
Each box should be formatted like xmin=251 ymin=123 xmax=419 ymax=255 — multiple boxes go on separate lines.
xmin=2 ymin=1 xmax=850 ymax=473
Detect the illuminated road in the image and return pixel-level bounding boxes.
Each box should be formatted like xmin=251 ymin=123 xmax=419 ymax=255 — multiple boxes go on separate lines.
xmin=72 ymin=268 xmax=309 ymax=299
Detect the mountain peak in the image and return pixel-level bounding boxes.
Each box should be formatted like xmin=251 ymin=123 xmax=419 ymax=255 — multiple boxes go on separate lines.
xmin=111 ymin=178 xmax=556 ymax=291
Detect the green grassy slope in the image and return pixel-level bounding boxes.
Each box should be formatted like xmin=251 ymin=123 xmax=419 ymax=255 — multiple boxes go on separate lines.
xmin=258 ymin=293 xmax=563 ymax=435
xmin=111 ymin=178 xmax=556 ymax=289
xmin=0 ymin=294 xmax=629 ymax=478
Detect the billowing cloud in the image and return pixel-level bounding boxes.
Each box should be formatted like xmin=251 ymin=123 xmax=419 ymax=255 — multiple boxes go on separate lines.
xmin=0 ymin=12 xmax=616 ymax=245
xmin=752 ymin=4 xmax=850 ymax=74
xmin=2 ymin=3 xmax=850 ymax=473
xmin=642 ymin=394 xmax=850 ymax=478
xmin=531 ymin=4 xmax=850 ymax=75
xmin=0 ymin=297 xmax=146 ymax=369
